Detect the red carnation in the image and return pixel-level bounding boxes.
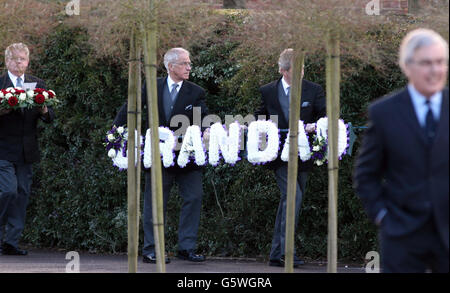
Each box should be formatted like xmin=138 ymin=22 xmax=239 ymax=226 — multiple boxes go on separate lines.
xmin=8 ymin=96 xmax=18 ymax=107
xmin=47 ymin=91 xmax=55 ymax=98
xmin=35 ymin=94 xmax=45 ymax=104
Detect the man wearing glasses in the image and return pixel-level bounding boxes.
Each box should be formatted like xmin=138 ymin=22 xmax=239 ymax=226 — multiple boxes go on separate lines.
xmin=114 ymin=47 xmax=209 ymax=264
xmin=354 ymin=29 xmax=449 ymax=273
xmin=0 ymin=43 xmax=55 ymax=256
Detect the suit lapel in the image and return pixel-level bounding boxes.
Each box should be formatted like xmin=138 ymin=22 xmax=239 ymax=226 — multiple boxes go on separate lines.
xmin=397 ymin=88 xmax=428 ymax=146
xmin=0 ymin=73 xmax=13 ymax=89
xmin=271 ymin=79 xmax=288 ymax=128
xmin=170 ymin=81 xmax=191 ymax=120
xmin=157 ymin=77 xmax=167 ymax=125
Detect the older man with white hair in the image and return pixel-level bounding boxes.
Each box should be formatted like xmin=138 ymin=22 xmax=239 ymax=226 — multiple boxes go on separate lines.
xmin=354 ymin=28 xmax=449 ymax=273
xmin=0 ymin=43 xmax=55 ymax=256
xmin=113 ymin=47 xmax=209 ymax=264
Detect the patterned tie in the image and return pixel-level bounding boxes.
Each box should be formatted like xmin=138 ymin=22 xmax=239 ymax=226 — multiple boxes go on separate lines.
xmin=425 ymin=100 xmax=436 ymax=144
xmin=170 ymin=83 xmax=179 ymax=102
xmin=16 ymin=77 xmax=23 ymax=88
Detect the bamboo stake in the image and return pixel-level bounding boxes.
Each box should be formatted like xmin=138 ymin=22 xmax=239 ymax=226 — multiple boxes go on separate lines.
xmin=127 ymin=30 xmax=139 ymax=273
xmin=142 ymin=0 xmax=165 ymax=273
xmin=284 ymin=51 xmax=304 ymax=273
xmin=135 ymin=39 xmax=142 ymax=264
xmin=326 ymin=30 xmax=340 ymax=274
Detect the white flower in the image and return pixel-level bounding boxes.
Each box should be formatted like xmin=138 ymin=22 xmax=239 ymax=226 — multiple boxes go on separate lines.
xmin=313 ymin=145 xmax=320 ymax=152
xmin=316 ymin=160 xmax=323 ymax=166
xmin=208 ymin=122 xmax=241 ymax=165
xmin=247 ymin=120 xmax=279 ymax=164
xmin=26 ymin=90 xmax=34 ymax=98
xmin=43 ymin=91 xmax=49 ymax=100
xmin=108 ymin=149 xmax=117 ymax=158
xmin=107 ymin=134 xmax=115 ymax=142
xmin=177 ymin=125 xmax=206 ymax=167
xmin=49 ymin=90 xmax=56 ymax=96
xmin=280 ymin=120 xmax=311 ymax=162
xmin=19 ymin=93 xmax=26 ymax=101
xmin=315 ymin=117 xmax=348 ymax=158
xmin=10 ymin=88 xmax=15 ymax=93
xmin=5 ymin=93 xmax=12 ymax=99
xmin=117 ymin=126 xmax=124 ymax=134
xmin=0 ymin=92 xmax=4 ymax=98
xmin=143 ymin=127 xmax=176 ymax=168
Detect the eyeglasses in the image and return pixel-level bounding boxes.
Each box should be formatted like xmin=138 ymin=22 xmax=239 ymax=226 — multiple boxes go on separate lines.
xmin=410 ymin=58 xmax=448 ymax=68
xmin=9 ymin=57 xmax=28 ymax=62
xmin=173 ymin=62 xmax=193 ymax=68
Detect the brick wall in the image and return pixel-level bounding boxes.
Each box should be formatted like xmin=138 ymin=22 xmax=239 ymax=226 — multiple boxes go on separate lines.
xmin=209 ymin=0 xmax=426 ymax=14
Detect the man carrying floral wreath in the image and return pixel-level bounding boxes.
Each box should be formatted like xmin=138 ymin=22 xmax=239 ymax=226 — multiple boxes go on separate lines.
xmin=0 ymin=43 xmax=55 ymax=256
xmin=113 ymin=47 xmax=209 ymax=264
xmin=255 ymin=48 xmax=326 ymax=267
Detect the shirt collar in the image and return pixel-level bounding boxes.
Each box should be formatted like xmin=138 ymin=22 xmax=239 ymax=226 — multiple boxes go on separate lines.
xmin=408 ymin=83 xmax=442 ymax=108
xmin=167 ymin=75 xmax=183 ymax=92
xmin=8 ymin=71 xmax=25 ymax=87
xmin=281 ymin=77 xmax=290 ymax=95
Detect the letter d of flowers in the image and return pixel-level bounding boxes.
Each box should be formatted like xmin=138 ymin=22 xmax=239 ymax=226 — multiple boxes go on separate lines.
xmin=246 ymin=120 xmax=280 ymax=164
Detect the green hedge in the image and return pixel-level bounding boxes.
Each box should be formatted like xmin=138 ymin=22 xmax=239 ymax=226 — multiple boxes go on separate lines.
xmin=22 ymin=23 xmax=407 ymax=262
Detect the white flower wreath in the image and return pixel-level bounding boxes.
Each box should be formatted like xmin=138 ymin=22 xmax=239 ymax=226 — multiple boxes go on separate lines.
xmin=315 ymin=117 xmax=348 ymax=157
xmin=177 ymin=125 xmax=207 ymax=168
xmin=208 ymin=122 xmax=241 ymax=166
xmin=111 ymin=130 xmax=143 ymax=170
xmin=246 ymin=120 xmax=279 ymax=164
xmin=143 ymin=127 xmax=176 ymax=168
xmin=280 ymin=120 xmax=311 ymax=162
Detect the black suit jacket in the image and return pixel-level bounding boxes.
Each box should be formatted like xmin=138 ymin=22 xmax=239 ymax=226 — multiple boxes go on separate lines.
xmin=255 ymin=78 xmax=326 ymax=171
xmin=0 ymin=73 xmax=55 ymax=163
xmin=353 ymin=87 xmax=449 ymax=250
xmin=113 ymin=76 xmax=209 ymax=173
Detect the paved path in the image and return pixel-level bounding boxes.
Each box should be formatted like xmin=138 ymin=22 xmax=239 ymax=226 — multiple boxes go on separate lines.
xmin=0 ymin=248 xmax=365 ymax=273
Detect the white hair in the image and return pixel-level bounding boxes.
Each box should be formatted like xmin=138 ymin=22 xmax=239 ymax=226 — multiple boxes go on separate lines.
xmin=399 ymin=28 xmax=449 ymax=72
xmin=278 ymin=48 xmax=294 ymax=72
xmin=5 ymin=43 xmax=29 ymax=61
xmin=163 ymin=48 xmax=190 ymax=72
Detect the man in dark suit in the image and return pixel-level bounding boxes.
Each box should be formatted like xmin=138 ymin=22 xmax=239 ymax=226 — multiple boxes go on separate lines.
xmin=0 ymin=43 xmax=55 ymax=255
xmin=255 ymin=49 xmax=326 ymax=267
xmin=354 ymin=29 xmax=449 ymax=273
xmin=114 ymin=47 xmax=208 ymax=264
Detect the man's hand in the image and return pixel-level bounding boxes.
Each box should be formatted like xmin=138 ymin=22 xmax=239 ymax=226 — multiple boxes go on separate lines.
xmin=0 ymin=109 xmax=12 ymax=116
xmin=305 ymin=123 xmax=316 ymax=133
xmin=39 ymin=106 xmax=48 ymax=115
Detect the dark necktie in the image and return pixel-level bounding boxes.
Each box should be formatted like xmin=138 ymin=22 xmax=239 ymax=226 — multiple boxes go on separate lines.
xmin=425 ymin=100 xmax=436 ymax=144
xmin=16 ymin=77 xmax=23 ymax=88
xmin=170 ymin=83 xmax=179 ymax=102
xmin=285 ymin=86 xmax=290 ymax=121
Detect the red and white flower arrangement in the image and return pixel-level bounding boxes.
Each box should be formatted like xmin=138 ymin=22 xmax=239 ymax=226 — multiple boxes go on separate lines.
xmin=0 ymin=87 xmax=59 ymax=110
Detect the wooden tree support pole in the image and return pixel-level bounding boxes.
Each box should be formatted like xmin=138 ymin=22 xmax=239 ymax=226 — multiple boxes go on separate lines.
xmin=142 ymin=0 xmax=165 ymax=273
xmin=284 ymin=51 xmax=304 ymax=273
xmin=127 ymin=30 xmax=141 ymax=273
xmin=326 ymin=30 xmax=340 ymax=274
